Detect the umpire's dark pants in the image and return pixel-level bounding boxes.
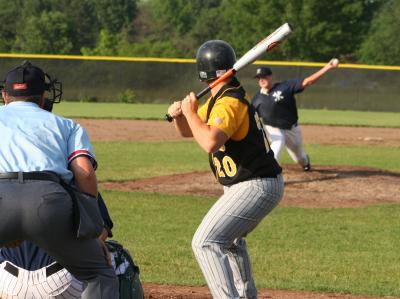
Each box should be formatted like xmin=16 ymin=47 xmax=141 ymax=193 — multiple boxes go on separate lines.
xmin=0 ymin=180 xmax=119 ymax=299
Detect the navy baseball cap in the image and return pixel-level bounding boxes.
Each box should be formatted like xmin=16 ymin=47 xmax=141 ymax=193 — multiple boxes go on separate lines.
xmin=4 ymin=61 xmax=46 ymax=96
xmin=255 ymin=67 xmax=273 ymax=78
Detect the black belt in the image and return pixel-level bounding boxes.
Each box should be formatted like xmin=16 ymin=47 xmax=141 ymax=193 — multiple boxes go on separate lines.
xmin=4 ymin=261 xmax=64 ymax=277
xmin=0 ymin=172 xmax=61 ymax=183
xmin=265 ymin=122 xmax=298 ymax=130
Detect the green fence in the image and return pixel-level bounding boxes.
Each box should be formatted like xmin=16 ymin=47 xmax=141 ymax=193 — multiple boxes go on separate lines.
xmin=0 ymin=54 xmax=399 ymax=112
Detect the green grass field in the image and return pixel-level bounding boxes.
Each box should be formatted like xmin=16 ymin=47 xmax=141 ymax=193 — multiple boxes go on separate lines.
xmin=93 ymin=139 xmax=399 ymax=297
xmin=54 ymin=102 xmax=400 ymax=127
xmin=105 ymin=191 xmax=400 ymax=297
xmin=59 ymin=103 xmax=399 ymax=297
xmin=93 ymin=141 xmax=400 ymax=182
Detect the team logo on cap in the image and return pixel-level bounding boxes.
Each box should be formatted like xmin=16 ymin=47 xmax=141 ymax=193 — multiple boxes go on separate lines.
xmin=13 ymin=83 xmax=28 ymax=90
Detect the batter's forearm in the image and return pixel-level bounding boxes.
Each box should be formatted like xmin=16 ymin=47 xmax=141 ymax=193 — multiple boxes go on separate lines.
xmin=185 ymin=112 xmax=227 ymax=153
xmin=174 ymin=115 xmax=193 ymax=137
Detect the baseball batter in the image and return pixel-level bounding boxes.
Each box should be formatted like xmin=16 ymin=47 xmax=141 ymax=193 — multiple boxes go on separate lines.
xmin=0 ymin=61 xmax=118 ymax=298
xmin=252 ymin=59 xmax=339 ymax=171
xmin=167 ymin=40 xmax=284 ymax=299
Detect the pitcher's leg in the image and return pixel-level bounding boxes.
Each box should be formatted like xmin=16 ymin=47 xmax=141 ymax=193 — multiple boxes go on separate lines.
xmin=264 ymin=125 xmax=285 ymax=161
xmin=285 ymin=125 xmax=309 ymax=167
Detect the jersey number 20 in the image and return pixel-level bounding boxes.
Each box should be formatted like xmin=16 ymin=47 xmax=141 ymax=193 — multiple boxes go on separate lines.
xmin=213 ymin=156 xmax=237 ymax=178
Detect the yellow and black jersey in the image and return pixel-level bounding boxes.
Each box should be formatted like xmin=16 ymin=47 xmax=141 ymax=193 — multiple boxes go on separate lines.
xmin=197 ymin=78 xmax=282 ymax=186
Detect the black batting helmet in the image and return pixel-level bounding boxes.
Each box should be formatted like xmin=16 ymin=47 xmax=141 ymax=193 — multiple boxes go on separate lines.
xmin=196 ymin=40 xmax=236 ymax=82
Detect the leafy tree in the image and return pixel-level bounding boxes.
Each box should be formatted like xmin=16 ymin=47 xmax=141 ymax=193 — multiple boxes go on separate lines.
xmin=215 ymin=0 xmax=380 ymax=61
xmin=93 ymin=0 xmax=137 ymax=34
xmin=13 ymin=11 xmax=73 ymax=54
xmin=358 ymin=0 xmax=400 ymax=65
xmin=56 ymin=0 xmax=99 ymax=53
xmin=0 ymin=0 xmax=388 ymax=64
xmin=3 ymin=0 xmax=99 ymax=55
xmin=81 ymin=30 xmax=119 ymax=56
xmin=20 ymin=0 xmax=54 ymax=16
xmin=118 ymin=37 xmax=184 ymax=58
xmin=143 ymin=0 xmax=223 ymax=57
xmin=189 ymin=7 xmax=224 ymax=44
xmin=215 ymin=0 xmax=284 ymax=58
xmin=151 ymin=0 xmax=221 ymax=35
xmin=0 ymin=1 xmax=20 ymax=52
xmin=292 ymin=0 xmax=380 ymax=61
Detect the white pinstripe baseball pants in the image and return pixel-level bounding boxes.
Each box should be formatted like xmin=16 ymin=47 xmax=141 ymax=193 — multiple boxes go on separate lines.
xmin=0 ymin=261 xmax=85 ymax=299
xmin=192 ymin=175 xmax=284 ymax=299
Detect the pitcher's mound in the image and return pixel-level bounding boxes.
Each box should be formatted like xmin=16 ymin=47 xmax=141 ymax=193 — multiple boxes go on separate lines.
xmin=102 ymin=164 xmax=400 ymax=208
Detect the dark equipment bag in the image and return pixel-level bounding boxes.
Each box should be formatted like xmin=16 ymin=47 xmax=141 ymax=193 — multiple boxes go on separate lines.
xmin=106 ymin=240 xmax=144 ymax=299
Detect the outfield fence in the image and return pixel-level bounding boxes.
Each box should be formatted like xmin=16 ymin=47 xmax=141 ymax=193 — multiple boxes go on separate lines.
xmin=0 ymin=54 xmax=399 ymax=112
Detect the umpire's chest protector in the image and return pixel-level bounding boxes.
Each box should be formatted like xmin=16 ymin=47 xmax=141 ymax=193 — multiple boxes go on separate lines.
xmin=208 ymin=87 xmax=282 ymax=186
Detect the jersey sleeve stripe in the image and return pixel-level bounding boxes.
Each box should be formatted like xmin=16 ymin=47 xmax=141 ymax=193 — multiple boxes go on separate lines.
xmin=67 ymin=150 xmax=98 ymax=170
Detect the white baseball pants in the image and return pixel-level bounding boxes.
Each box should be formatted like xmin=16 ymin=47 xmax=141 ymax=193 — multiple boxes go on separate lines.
xmin=264 ymin=124 xmax=309 ymax=167
xmin=0 ymin=261 xmax=85 ymax=299
xmin=192 ymin=175 xmax=284 ymax=299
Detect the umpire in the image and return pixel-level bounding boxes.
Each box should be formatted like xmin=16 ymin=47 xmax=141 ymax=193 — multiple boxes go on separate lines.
xmin=0 ymin=61 xmax=118 ymax=298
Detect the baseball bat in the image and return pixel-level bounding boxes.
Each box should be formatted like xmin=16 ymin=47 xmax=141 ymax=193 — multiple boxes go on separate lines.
xmin=165 ymin=22 xmax=294 ymax=122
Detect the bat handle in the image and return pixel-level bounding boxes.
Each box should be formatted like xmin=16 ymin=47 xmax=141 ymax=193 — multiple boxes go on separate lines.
xmin=196 ymin=86 xmax=211 ymax=99
xmin=164 ymin=86 xmax=211 ymax=122
xmin=165 ymin=113 xmax=174 ymax=122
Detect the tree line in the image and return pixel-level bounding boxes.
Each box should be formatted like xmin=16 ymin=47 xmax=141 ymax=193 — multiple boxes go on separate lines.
xmin=0 ymin=0 xmax=398 ymax=65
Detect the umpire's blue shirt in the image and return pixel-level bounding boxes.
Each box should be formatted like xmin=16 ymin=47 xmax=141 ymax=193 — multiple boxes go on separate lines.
xmin=0 ymin=101 xmax=96 ymax=182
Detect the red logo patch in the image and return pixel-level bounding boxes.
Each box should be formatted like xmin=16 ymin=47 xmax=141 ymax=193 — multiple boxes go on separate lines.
xmin=13 ymin=83 xmax=28 ymax=90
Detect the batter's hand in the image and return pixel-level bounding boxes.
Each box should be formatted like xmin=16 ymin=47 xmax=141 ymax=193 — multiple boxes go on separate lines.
xmin=167 ymin=101 xmax=182 ymax=119
xmin=181 ymin=92 xmax=198 ymax=116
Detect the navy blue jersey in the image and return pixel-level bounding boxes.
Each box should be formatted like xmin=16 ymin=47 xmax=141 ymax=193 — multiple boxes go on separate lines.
xmin=252 ymin=78 xmax=304 ymax=129
xmin=0 ymin=241 xmax=54 ymax=270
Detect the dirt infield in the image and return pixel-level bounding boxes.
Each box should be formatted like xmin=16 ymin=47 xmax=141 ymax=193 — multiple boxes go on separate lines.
xmin=143 ymin=283 xmax=397 ymax=299
xmin=77 ymin=119 xmax=400 ymax=147
xmin=84 ymin=119 xmax=400 ymax=208
xmin=80 ymin=119 xmax=399 ymax=299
